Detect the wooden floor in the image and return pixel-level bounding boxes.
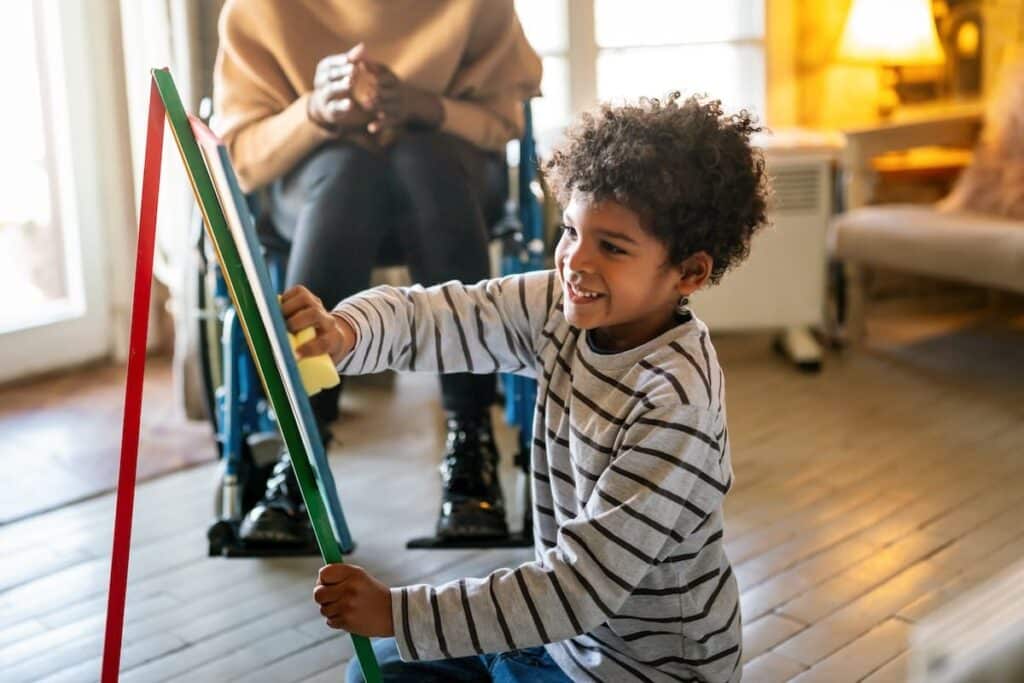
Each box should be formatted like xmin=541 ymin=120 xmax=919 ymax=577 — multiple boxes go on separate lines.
xmin=1 ymin=307 xmax=1023 ymax=682
xmin=0 ymin=359 xmax=213 ymax=524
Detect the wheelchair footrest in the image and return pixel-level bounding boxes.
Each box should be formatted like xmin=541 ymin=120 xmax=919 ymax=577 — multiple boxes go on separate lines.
xmin=405 ymin=531 xmax=533 ymax=550
xmin=208 ymin=518 xmax=348 ymax=558
xmin=219 ymin=541 xmax=322 ymax=558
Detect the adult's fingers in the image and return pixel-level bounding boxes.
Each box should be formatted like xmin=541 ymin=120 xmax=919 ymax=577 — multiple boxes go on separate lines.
xmin=321 ymin=77 xmax=354 ymax=104
xmin=325 ymin=98 xmax=355 ymax=118
xmin=314 ymin=56 xmax=353 ymax=88
xmin=375 ymin=67 xmax=398 ymax=89
xmin=345 ymin=42 xmax=366 ymax=62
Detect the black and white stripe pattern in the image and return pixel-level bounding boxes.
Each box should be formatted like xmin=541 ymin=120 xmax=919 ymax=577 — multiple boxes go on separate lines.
xmin=335 ymin=271 xmax=740 ymax=682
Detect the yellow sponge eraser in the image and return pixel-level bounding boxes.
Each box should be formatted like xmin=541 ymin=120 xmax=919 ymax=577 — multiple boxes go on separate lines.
xmin=288 ymin=327 xmax=341 ymax=396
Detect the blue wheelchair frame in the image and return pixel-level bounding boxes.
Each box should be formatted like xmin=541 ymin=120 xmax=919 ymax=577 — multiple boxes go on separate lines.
xmin=201 ymin=102 xmax=546 ymax=555
xmin=500 ymin=101 xmax=545 ymax=482
xmin=205 ymin=235 xmax=357 ymax=555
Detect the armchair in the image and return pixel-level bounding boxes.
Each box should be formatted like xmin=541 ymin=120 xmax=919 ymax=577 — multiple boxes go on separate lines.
xmin=830 ymin=105 xmax=1024 ymax=343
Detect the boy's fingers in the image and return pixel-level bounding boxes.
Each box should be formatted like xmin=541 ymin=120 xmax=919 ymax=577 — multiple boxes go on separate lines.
xmin=280 ymin=285 xmax=311 ymax=305
xmin=318 ymin=563 xmax=360 ymax=584
xmin=320 ymin=599 xmax=349 ymax=618
xmin=285 ymin=308 xmax=320 ymax=332
xmin=282 ymin=297 xmax=328 ymax=321
xmin=280 ymin=298 xmax=308 ymax=319
xmin=295 ymin=338 xmax=330 ymax=359
xmin=313 ymin=582 xmax=344 ymax=604
xmin=280 ymin=287 xmax=319 ymax=313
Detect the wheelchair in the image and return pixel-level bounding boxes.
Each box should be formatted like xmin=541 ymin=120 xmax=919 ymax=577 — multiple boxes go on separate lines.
xmin=192 ymin=102 xmax=549 ymax=557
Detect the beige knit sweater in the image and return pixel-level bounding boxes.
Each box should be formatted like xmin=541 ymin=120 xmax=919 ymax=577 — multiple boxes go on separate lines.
xmin=213 ymin=0 xmax=542 ymax=190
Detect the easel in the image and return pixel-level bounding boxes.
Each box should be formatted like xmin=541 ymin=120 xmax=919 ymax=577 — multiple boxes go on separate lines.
xmin=99 ymin=68 xmax=381 ymax=682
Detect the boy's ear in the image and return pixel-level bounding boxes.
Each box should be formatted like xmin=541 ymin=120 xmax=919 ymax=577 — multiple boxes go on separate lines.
xmin=676 ymin=251 xmax=713 ymax=295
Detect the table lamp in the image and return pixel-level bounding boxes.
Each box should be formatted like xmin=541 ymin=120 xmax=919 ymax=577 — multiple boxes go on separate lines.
xmin=837 ymin=0 xmax=946 ymax=117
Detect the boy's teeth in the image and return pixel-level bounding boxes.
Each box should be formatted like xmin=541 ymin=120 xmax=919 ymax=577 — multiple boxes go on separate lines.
xmin=573 ymin=285 xmax=599 ymax=299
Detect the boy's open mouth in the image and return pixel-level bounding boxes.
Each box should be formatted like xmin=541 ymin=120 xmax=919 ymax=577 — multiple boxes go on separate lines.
xmin=566 ymin=280 xmax=605 ymax=304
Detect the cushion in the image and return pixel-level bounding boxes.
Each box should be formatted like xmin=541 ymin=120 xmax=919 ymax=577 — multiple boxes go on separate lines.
xmin=940 ymin=60 xmax=1024 ymax=219
xmin=831 ymin=204 xmax=1024 ymax=294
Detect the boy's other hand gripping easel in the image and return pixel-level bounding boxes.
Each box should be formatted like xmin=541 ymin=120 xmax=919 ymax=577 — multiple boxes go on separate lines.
xmin=100 ymin=69 xmax=380 ymax=683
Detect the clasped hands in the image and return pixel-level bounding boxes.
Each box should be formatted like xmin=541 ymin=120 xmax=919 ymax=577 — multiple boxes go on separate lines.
xmin=307 ymin=43 xmax=443 ymax=137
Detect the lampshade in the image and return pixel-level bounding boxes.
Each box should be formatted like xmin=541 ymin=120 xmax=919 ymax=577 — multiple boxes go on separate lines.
xmin=837 ymin=0 xmax=946 ymax=66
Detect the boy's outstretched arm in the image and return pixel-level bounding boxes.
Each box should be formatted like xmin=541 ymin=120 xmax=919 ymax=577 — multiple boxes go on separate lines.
xmin=330 ymin=270 xmax=559 ymax=378
xmin=391 ymin=401 xmax=731 ymax=660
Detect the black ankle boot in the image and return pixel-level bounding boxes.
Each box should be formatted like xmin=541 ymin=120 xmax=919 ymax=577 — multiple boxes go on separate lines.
xmin=436 ymin=413 xmax=509 ymax=539
xmin=238 ymin=448 xmax=315 ymax=546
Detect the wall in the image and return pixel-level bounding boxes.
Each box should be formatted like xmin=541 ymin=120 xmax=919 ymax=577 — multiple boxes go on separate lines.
xmin=796 ymin=0 xmax=889 ymax=128
xmin=793 ymin=0 xmax=1024 ymax=129
xmin=766 ymin=0 xmax=800 ymax=126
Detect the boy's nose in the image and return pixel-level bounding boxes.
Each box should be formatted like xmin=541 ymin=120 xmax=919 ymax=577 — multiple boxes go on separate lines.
xmin=565 ymin=242 xmax=593 ymax=273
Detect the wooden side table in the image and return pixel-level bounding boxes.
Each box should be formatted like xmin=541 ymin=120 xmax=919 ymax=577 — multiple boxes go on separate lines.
xmin=841 ymin=106 xmax=982 ymax=210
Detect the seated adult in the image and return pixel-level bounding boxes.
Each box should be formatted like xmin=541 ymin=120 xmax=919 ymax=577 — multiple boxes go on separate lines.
xmin=213 ymin=0 xmax=542 ymax=547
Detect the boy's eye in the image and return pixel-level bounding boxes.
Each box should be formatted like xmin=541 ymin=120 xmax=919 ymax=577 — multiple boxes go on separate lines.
xmin=559 ymin=224 xmax=577 ymax=239
xmin=601 ymin=241 xmax=627 ymax=255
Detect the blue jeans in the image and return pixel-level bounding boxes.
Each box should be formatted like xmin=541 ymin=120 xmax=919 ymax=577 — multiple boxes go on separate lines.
xmin=346 ymin=637 xmax=572 ymax=682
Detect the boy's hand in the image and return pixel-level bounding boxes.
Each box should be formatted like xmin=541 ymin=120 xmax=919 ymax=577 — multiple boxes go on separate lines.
xmin=313 ymin=564 xmax=394 ymax=637
xmin=280 ymin=285 xmax=356 ymax=365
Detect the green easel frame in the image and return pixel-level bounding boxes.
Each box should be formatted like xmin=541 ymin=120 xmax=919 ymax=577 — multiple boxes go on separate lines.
xmin=152 ymin=68 xmax=381 ymax=681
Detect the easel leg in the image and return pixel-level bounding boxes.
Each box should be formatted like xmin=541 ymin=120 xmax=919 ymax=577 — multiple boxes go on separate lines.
xmin=101 ymin=79 xmax=165 ymax=683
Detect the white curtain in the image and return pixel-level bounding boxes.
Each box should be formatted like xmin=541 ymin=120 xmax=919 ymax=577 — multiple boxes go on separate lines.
xmin=118 ymin=0 xmax=224 ymax=416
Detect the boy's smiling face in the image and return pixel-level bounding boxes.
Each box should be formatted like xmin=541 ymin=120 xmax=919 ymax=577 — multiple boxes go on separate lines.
xmin=555 ymin=192 xmax=711 ymax=352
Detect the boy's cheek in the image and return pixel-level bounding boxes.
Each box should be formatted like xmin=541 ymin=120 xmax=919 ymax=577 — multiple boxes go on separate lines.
xmin=553 ymin=258 xmax=567 ymax=287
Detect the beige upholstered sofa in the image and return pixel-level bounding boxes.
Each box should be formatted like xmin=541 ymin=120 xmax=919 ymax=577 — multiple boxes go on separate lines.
xmin=830 ymin=108 xmax=1024 ymax=342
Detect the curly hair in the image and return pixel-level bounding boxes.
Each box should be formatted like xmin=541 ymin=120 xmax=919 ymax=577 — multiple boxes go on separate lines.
xmin=544 ymin=93 xmax=770 ymax=284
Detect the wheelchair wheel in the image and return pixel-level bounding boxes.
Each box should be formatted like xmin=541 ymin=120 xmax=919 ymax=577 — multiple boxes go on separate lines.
xmin=212 ymin=438 xmax=276 ymax=518
xmin=195 ymin=223 xmax=222 ymax=436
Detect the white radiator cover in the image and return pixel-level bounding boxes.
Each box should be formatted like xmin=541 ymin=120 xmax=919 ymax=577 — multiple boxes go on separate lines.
xmin=690 ymin=145 xmax=835 ymax=331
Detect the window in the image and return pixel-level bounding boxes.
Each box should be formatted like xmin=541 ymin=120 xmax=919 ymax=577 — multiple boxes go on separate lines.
xmin=0 ymin=1 xmax=124 ymax=382
xmin=515 ymin=0 xmax=766 ymax=146
xmin=514 ymin=0 xmax=572 ymax=146
xmin=0 ymin=2 xmax=71 ymax=333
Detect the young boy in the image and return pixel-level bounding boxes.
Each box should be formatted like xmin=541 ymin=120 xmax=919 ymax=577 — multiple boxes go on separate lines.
xmin=289 ymin=93 xmax=769 ymax=682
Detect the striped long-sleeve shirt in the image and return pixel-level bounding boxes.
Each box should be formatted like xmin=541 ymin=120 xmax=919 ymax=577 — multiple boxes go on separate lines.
xmin=334 ymin=270 xmax=741 ymax=683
